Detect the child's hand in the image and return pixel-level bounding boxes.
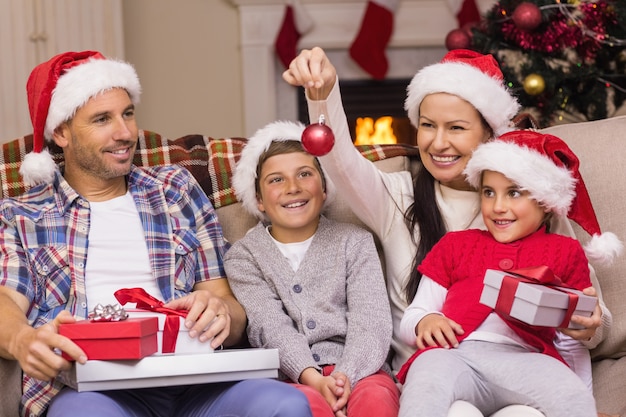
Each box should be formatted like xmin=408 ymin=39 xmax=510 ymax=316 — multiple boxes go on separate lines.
xmin=416 ymin=313 xmax=464 ymax=350
xmin=559 ymin=286 xmax=600 ymax=341
xmin=299 ymin=368 xmax=343 ymax=412
xmin=330 ymin=371 xmax=351 ymax=417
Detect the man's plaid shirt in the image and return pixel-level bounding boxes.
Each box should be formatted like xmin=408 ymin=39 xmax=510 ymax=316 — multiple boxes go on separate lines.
xmin=0 ymin=164 xmax=229 ymax=417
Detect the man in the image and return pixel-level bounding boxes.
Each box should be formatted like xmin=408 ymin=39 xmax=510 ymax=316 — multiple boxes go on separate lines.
xmin=0 ymin=51 xmax=312 ymax=417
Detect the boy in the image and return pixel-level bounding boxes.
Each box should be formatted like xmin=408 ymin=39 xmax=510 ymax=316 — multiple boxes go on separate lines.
xmin=224 ymin=120 xmax=400 ymax=417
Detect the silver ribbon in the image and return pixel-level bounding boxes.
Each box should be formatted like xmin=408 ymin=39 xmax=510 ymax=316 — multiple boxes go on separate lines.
xmin=88 ymin=303 xmax=129 ymax=322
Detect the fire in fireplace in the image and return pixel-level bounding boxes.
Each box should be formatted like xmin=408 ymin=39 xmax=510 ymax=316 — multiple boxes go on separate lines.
xmin=298 ymin=79 xmax=417 ymax=146
xmin=354 ymin=116 xmax=397 ymax=145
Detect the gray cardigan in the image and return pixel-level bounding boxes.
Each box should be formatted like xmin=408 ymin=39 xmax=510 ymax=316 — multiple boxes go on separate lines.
xmin=224 ymin=216 xmax=392 ymax=386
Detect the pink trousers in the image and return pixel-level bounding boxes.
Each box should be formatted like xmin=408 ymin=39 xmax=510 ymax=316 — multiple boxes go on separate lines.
xmin=291 ymin=366 xmax=400 ymax=417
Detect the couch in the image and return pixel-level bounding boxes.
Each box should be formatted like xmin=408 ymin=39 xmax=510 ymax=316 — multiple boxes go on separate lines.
xmin=0 ymin=115 xmax=625 ymax=417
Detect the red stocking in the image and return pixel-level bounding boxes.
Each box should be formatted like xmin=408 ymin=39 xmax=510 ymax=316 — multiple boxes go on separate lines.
xmin=349 ymin=0 xmax=399 ymax=80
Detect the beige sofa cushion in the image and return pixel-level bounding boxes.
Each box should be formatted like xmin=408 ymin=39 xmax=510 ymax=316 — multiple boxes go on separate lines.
xmin=0 ymin=358 xmax=20 ymax=417
xmin=543 ymin=116 xmax=626 ymax=414
xmin=543 ymin=116 xmax=626 ymax=360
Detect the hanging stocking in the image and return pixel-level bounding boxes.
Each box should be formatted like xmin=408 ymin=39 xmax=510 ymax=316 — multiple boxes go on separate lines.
xmin=447 ymin=0 xmax=480 ymax=27
xmin=349 ymin=0 xmax=399 ymax=80
xmin=274 ymin=0 xmax=314 ymax=69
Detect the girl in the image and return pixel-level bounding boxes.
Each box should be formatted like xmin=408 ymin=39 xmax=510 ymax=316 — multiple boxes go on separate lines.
xmin=397 ymin=130 xmax=621 ymax=417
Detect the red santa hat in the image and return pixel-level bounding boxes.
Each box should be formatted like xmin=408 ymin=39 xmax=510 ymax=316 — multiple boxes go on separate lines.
xmin=21 ymin=50 xmax=141 ymax=186
xmin=233 ymin=120 xmax=335 ymax=221
xmin=464 ymin=130 xmax=623 ymax=265
xmin=405 ymin=49 xmax=520 ymax=137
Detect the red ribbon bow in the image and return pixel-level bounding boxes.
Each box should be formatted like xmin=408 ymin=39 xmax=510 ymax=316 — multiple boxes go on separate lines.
xmin=114 ymin=288 xmax=188 ymax=354
xmin=494 ymin=266 xmax=579 ymax=328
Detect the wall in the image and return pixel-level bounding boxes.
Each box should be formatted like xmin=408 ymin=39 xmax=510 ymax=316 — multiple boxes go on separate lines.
xmin=5 ymin=1 xmax=504 ymax=141
xmin=122 ymin=0 xmax=244 ymax=139
xmin=1 ymin=0 xmax=125 ymax=143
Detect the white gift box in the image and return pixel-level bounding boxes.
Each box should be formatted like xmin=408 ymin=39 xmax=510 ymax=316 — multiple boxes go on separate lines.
xmin=480 ymin=269 xmax=596 ymax=329
xmin=59 ymin=348 xmax=279 ymax=392
xmin=126 ymin=310 xmax=213 ymax=355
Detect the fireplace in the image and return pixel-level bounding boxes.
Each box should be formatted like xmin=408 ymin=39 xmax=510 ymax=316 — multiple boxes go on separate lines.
xmin=296 ymin=78 xmax=417 ymax=145
xmin=229 ymin=0 xmax=463 ymax=137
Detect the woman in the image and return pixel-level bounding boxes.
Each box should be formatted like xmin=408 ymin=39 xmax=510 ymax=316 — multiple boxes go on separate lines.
xmin=283 ymin=47 xmax=611 ymax=417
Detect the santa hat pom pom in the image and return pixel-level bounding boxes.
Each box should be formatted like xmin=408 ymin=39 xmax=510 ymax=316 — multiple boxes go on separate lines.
xmin=19 ymin=149 xmax=57 ymax=187
xmin=584 ymin=232 xmax=624 ymax=265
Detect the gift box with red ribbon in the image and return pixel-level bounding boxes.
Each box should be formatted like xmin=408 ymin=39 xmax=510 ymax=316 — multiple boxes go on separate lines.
xmin=114 ymin=288 xmax=213 ymax=355
xmin=125 ymin=309 xmax=214 ymax=355
xmin=479 ymin=267 xmax=596 ymax=329
xmin=59 ymin=317 xmax=158 ymax=360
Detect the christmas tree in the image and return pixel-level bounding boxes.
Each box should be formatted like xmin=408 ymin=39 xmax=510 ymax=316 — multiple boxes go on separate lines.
xmin=462 ymin=0 xmax=626 ymax=127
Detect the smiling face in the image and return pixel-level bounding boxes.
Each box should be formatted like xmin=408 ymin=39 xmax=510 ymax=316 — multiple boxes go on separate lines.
xmin=480 ymin=170 xmax=549 ymax=244
xmin=256 ymin=149 xmax=326 ymax=243
xmin=416 ymin=93 xmax=492 ymax=191
xmin=52 ymin=88 xmax=138 ymax=196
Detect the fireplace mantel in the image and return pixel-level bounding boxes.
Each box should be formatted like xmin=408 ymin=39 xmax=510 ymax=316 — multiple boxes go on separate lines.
xmin=229 ymin=0 xmax=459 ymax=136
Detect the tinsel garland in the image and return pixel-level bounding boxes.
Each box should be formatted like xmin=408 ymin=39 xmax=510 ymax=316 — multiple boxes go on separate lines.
xmin=471 ymin=0 xmax=626 ymax=126
xmin=496 ymin=1 xmax=617 ymax=60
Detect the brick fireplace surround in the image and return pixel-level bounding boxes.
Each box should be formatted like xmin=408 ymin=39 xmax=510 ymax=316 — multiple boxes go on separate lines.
xmin=228 ymin=0 xmax=470 ymax=137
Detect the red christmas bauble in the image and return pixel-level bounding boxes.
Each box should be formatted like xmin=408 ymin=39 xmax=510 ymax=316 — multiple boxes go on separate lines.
xmin=445 ymin=29 xmax=471 ymax=51
xmin=301 ymin=123 xmax=335 ymax=156
xmin=512 ymin=2 xmax=542 ymax=31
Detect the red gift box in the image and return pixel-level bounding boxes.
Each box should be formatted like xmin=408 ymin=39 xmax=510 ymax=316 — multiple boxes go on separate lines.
xmin=59 ymin=317 xmax=158 ymax=361
xmin=114 ymin=288 xmax=191 ymax=354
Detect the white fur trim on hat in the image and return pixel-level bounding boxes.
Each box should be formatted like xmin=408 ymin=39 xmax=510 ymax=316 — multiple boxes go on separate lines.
xmin=405 ymin=62 xmax=520 ymax=137
xmin=233 ymin=120 xmax=335 ymax=220
xmin=19 ymin=149 xmax=58 ymax=187
xmin=464 ymin=140 xmax=576 ymax=217
xmin=44 ymin=58 xmax=141 ymax=141
xmin=584 ymin=232 xmax=624 ymax=265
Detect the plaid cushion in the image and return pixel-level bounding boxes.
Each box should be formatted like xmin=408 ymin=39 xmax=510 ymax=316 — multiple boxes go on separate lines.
xmin=0 ymin=135 xmax=64 ymax=199
xmin=0 ymin=130 xmax=420 ymax=208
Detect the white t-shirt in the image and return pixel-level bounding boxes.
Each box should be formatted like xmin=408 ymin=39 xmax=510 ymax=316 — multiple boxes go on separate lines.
xmin=84 ymin=191 xmax=160 ymax=308
xmin=266 ymin=226 xmax=314 ymax=271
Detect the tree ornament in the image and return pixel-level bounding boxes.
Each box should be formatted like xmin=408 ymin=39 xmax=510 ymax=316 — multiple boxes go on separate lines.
xmin=469 ymin=0 xmax=626 ymax=125
xmin=301 ymin=114 xmax=335 ymax=156
xmin=445 ymin=28 xmax=471 ymax=50
xmin=523 ymin=73 xmax=546 ymax=96
xmin=512 ymin=2 xmax=542 ymax=31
